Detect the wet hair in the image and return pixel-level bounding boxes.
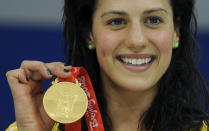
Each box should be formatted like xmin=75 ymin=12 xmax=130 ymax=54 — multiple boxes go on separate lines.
xmin=62 ymin=0 xmax=209 ymax=130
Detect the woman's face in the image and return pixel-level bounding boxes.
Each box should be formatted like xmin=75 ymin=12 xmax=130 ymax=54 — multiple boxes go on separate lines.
xmin=90 ymin=0 xmax=179 ymax=91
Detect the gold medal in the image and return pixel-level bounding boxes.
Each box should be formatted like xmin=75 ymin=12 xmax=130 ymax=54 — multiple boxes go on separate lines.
xmin=43 ymin=78 xmax=88 ymax=124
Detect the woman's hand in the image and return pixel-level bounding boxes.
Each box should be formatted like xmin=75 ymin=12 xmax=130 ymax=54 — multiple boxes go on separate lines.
xmin=6 ymin=60 xmax=71 ymax=131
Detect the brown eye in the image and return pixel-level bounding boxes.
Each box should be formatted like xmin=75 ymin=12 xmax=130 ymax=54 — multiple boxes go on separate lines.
xmin=145 ymin=16 xmax=162 ymax=25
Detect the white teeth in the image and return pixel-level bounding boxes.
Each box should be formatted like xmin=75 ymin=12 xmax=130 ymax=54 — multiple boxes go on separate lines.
xmin=121 ymin=57 xmax=152 ymax=66
xmin=137 ymin=59 xmax=143 ymax=65
xmin=145 ymin=58 xmax=150 ymax=63
xmin=128 ymin=58 xmax=132 ymax=63
xmin=132 ymin=59 xmax=137 ymax=64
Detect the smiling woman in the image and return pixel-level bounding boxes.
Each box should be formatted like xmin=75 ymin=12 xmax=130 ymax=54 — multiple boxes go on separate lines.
xmin=5 ymin=0 xmax=209 ymax=131
xmin=91 ymin=0 xmax=176 ymax=94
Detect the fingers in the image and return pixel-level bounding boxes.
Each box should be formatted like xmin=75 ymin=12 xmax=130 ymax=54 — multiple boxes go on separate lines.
xmin=6 ymin=69 xmax=21 ymax=86
xmin=46 ymin=62 xmax=71 ymax=78
xmin=20 ymin=61 xmax=71 ymax=81
xmin=6 ymin=69 xmax=29 ymax=86
xmin=17 ymin=68 xmax=29 ymax=84
xmin=6 ymin=69 xmax=30 ymax=97
xmin=20 ymin=60 xmax=52 ymax=81
xmin=7 ymin=60 xmax=72 ymax=87
xmin=6 ymin=60 xmax=73 ymax=98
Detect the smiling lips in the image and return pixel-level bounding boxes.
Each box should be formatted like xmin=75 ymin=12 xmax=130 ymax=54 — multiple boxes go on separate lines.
xmin=117 ymin=54 xmax=156 ymax=72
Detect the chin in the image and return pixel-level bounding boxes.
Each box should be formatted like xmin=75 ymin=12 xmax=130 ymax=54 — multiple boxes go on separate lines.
xmin=117 ymin=81 xmax=157 ymax=92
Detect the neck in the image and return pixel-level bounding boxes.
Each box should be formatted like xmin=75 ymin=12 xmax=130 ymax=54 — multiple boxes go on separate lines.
xmin=101 ymin=73 xmax=158 ymax=131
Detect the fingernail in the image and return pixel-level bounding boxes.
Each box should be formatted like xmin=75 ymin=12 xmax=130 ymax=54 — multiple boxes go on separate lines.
xmin=47 ymin=69 xmax=52 ymax=76
xmin=64 ymin=69 xmax=70 ymax=73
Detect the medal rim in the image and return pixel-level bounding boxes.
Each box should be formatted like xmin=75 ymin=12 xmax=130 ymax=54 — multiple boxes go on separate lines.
xmin=43 ymin=82 xmax=88 ymax=124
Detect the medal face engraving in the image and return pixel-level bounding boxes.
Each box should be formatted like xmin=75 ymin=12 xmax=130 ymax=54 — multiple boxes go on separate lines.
xmin=43 ymin=82 xmax=88 ymax=123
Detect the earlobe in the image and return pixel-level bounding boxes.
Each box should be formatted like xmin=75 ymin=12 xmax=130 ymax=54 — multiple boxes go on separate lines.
xmin=173 ymin=28 xmax=180 ymax=49
xmin=175 ymin=27 xmax=180 ymax=42
xmin=87 ymin=32 xmax=96 ymax=50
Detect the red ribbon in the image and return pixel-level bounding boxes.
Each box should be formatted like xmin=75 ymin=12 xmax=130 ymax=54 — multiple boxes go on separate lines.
xmin=58 ymin=67 xmax=105 ymax=131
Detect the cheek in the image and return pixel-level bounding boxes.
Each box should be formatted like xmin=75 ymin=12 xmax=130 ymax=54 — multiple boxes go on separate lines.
xmin=95 ymin=30 xmax=121 ymax=57
xmin=150 ymin=30 xmax=173 ymax=54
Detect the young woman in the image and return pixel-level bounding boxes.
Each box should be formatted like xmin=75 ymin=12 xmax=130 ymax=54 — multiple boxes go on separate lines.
xmin=6 ymin=0 xmax=209 ymax=130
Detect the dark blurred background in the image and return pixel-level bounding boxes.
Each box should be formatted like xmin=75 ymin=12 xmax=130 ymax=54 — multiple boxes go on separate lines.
xmin=0 ymin=0 xmax=208 ymax=130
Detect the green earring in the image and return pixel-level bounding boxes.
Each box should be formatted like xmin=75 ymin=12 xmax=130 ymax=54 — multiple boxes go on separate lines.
xmin=88 ymin=44 xmax=94 ymax=50
xmin=173 ymin=42 xmax=179 ymax=48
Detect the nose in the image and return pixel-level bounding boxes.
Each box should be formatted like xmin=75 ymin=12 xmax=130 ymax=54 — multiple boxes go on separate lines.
xmin=125 ymin=23 xmax=147 ymax=50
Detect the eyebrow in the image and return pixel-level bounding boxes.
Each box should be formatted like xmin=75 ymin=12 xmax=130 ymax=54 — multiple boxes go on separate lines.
xmin=101 ymin=8 xmax=168 ymax=17
xmin=101 ymin=11 xmax=127 ymax=17
xmin=144 ymin=8 xmax=168 ymax=14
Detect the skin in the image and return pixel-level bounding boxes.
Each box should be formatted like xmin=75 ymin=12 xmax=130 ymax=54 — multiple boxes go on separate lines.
xmin=6 ymin=0 xmax=179 ymax=130
xmin=89 ymin=0 xmax=179 ymax=130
